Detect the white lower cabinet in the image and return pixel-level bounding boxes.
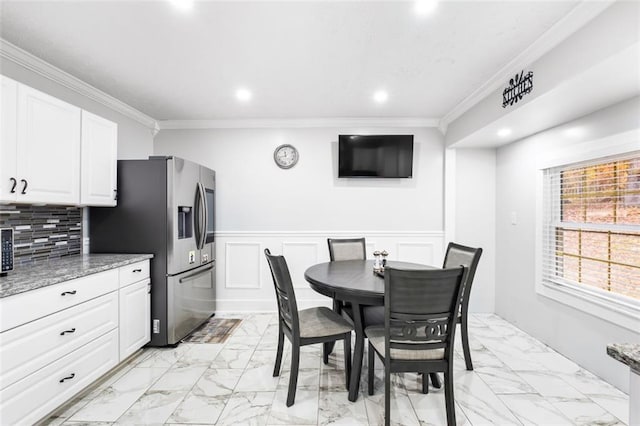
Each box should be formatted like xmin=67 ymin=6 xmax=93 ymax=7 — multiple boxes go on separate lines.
xmin=0 ymin=291 xmax=118 ymax=390
xmin=0 ymin=329 xmax=119 ymax=426
xmin=119 ymin=278 xmax=151 ymax=360
xmin=0 ymin=259 xmax=151 ymax=425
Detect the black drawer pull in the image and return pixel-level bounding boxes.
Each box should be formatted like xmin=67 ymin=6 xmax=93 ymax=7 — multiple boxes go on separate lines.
xmin=61 ymin=290 xmax=77 ymax=296
xmin=132 ymin=268 xmax=142 ymax=273
xmin=60 ymin=328 xmax=76 ymax=336
xmin=59 ymin=373 xmax=75 ymax=383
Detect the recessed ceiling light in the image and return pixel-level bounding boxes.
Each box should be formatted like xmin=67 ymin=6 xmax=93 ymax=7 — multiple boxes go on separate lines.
xmin=414 ymin=0 xmax=438 ymax=16
xmin=168 ymin=0 xmax=194 ymax=12
xmin=373 ymin=90 xmax=388 ymax=104
xmin=497 ymin=128 xmax=512 ymax=138
xmin=236 ymin=88 xmax=252 ymax=102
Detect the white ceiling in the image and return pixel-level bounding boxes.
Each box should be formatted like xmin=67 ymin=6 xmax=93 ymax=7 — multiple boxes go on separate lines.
xmin=0 ymin=0 xmax=582 ymax=121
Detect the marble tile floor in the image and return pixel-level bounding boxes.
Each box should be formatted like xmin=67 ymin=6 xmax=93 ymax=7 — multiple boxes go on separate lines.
xmin=43 ymin=313 xmax=630 ymax=426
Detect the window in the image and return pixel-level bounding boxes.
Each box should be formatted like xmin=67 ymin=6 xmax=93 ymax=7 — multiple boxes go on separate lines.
xmin=542 ymin=153 xmax=640 ymax=302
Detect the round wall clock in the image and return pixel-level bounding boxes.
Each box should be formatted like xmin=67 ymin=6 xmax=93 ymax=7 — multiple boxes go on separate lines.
xmin=273 ymin=144 xmax=299 ymax=169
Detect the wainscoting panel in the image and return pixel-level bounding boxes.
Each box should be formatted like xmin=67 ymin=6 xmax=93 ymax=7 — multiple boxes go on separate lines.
xmin=224 ymin=242 xmax=262 ymax=289
xmin=396 ymin=242 xmax=436 ymax=265
xmin=215 ymin=231 xmax=444 ymax=313
xmin=282 ymin=242 xmax=320 ymax=289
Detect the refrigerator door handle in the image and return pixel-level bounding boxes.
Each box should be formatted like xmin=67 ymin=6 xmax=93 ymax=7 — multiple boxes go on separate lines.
xmin=202 ymin=183 xmax=209 ymax=248
xmin=198 ymin=183 xmax=207 ymax=249
xmin=194 ymin=183 xmax=205 ymax=250
xmin=194 ymin=184 xmax=201 ymax=249
xmin=179 ymin=264 xmax=214 ymax=283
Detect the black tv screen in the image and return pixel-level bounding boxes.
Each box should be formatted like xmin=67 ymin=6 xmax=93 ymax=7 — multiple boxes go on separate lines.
xmin=338 ymin=135 xmax=413 ymax=178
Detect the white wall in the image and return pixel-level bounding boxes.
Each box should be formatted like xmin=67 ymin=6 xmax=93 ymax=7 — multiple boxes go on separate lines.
xmin=0 ymin=57 xmax=154 ymax=159
xmin=495 ymin=96 xmax=640 ymax=392
xmin=155 ymin=127 xmax=443 ymax=231
xmin=154 ymin=126 xmax=447 ymax=311
xmin=454 ymin=148 xmax=496 ymax=313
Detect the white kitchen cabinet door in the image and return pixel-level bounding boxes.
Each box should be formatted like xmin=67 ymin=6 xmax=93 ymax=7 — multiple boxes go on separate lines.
xmin=16 ymin=84 xmax=81 ymax=204
xmin=0 ymin=329 xmax=118 ymax=426
xmin=81 ymin=111 xmax=117 ymax=206
xmin=0 ymin=76 xmax=18 ymax=202
xmin=119 ymin=279 xmax=151 ymax=360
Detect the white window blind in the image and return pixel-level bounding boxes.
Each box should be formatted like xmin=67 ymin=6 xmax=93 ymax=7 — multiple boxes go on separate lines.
xmin=542 ymin=152 xmax=640 ymax=302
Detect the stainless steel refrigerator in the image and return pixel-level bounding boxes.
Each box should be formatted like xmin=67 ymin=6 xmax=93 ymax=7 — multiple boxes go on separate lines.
xmin=90 ymin=156 xmax=215 ymax=346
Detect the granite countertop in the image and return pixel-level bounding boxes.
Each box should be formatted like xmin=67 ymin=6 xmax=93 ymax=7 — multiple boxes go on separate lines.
xmin=607 ymin=343 xmax=640 ymax=372
xmin=0 ymin=254 xmax=154 ymax=299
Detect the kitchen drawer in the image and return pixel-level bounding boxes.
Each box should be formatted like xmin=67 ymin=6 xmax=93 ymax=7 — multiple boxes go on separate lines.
xmin=0 ymin=329 xmax=118 ymax=426
xmin=0 ymin=268 xmax=118 ymax=333
xmin=0 ymin=291 xmax=118 ymax=390
xmin=119 ymin=260 xmax=150 ymax=288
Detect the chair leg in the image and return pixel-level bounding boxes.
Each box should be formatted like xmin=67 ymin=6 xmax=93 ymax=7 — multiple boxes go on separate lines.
xmin=461 ymin=315 xmax=473 ymax=370
xmin=430 ymin=373 xmax=442 ymax=389
xmin=286 ymin=344 xmax=300 ymax=407
xmin=273 ymin=326 xmax=284 ymax=377
xmin=421 ymin=373 xmax=429 ymax=394
xmin=368 ymin=342 xmax=374 ymax=395
xmin=384 ymin=364 xmax=391 ymax=426
xmin=444 ymin=370 xmax=456 ymax=426
xmin=323 ymin=342 xmax=331 ymax=364
xmin=323 ymin=299 xmax=342 ymax=363
xmin=343 ymin=333 xmax=352 ymax=390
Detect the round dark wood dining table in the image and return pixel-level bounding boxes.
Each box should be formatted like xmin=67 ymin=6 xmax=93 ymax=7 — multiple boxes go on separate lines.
xmin=304 ymin=259 xmax=434 ymax=402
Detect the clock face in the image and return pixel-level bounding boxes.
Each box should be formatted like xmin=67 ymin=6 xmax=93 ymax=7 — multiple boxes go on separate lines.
xmin=274 ymin=144 xmax=299 ymax=169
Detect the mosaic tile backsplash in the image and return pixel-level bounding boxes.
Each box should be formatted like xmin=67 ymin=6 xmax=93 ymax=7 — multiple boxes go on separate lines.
xmin=0 ymin=204 xmax=82 ymax=265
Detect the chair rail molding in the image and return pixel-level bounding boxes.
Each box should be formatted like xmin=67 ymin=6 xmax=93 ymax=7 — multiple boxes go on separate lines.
xmin=216 ymin=230 xmax=444 ymax=238
xmin=215 ymin=230 xmax=445 ymax=313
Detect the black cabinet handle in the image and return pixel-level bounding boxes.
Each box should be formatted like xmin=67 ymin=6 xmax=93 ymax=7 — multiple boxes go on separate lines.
xmin=20 ymin=179 xmax=27 ymax=195
xmin=60 ymin=328 xmax=76 ymax=336
xmin=148 ymin=283 xmax=151 ymax=294
xmin=9 ymin=177 xmax=17 ymax=194
xmin=61 ymin=290 xmax=77 ymax=296
xmin=59 ymin=373 xmax=75 ymax=383
xmin=113 ymin=189 xmax=118 ymax=200
xmin=132 ymin=268 xmax=142 ymax=273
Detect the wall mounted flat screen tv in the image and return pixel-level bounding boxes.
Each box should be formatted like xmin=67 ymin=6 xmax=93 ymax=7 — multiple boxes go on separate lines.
xmin=338 ymin=135 xmax=413 ymax=178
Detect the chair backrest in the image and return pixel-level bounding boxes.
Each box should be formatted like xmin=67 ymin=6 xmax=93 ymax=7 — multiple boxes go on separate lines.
xmin=264 ymin=249 xmax=299 ymax=334
xmin=442 ymin=242 xmax=483 ymax=315
xmin=327 ymin=237 xmax=366 ymax=261
xmin=384 ymin=266 xmax=467 ymax=355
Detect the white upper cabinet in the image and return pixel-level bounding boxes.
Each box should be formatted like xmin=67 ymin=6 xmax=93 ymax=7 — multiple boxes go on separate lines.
xmin=0 ymin=76 xmax=18 ymax=202
xmin=17 ymin=84 xmax=81 ymax=204
xmin=0 ymin=75 xmax=118 ymax=206
xmin=81 ymin=111 xmax=117 ymax=206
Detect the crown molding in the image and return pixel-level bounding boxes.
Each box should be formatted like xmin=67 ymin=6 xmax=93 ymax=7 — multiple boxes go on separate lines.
xmin=158 ymin=117 xmax=440 ymax=130
xmin=439 ymin=0 xmax=615 ymax=131
xmin=0 ymin=38 xmax=159 ymax=132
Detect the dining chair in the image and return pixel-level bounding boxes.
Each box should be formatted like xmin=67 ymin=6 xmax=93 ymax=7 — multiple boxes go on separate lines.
xmin=442 ymin=242 xmax=483 ymax=370
xmin=366 ymin=266 xmax=467 ymax=426
xmin=324 ymin=237 xmax=366 ymax=362
xmin=327 ymin=237 xmax=367 ymax=263
xmin=421 ymin=242 xmax=483 ymax=391
xmin=264 ymin=249 xmax=354 ymax=407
